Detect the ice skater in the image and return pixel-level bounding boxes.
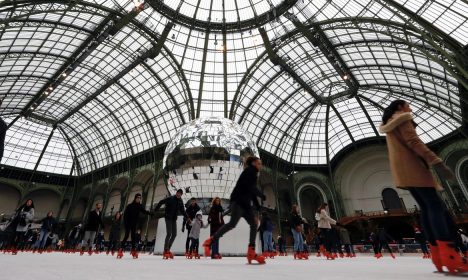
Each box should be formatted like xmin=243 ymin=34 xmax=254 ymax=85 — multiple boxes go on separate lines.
xmin=183 ymin=198 xmax=200 ymax=256
xmin=187 ymin=214 xmax=208 ymax=259
xmin=80 ymin=203 xmax=104 ymax=256
xmin=290 ymin=204 xmax=307 ymax=260
xmin=414 ymin=227 xmax=430 ymax=259
xmin=207 ymin=197 xmax=224 ymax=259
xmin=154 ymin=189 xmax=189 ymax=259
xmin=259 ymin=212 xmax=275 ymax=258
xmin=107 ymin=211 xmax=121 ymax=256
xmin=317 ymin=203 xmax=336 ymax=260
xmin=117 ymin=193 xmax=152 ymax=259
xmin=34 ymin=211 xmax=56 ymax=252
xmin=375 ymin=226 xmax=395 ymax=259
xmin=380 ymin=100 xmax=462 ymax=273
xmin=5 ymin=199 xmax=35 ymax=254
xmin=203 ymin=156 xmax=267 ymax=264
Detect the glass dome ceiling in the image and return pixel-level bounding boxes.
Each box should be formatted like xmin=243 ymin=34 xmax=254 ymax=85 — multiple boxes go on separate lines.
xmin=0 ymin=0 xmax=466 ymax=175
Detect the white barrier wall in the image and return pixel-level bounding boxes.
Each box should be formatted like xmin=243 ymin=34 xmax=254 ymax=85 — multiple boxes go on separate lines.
xmin=154 ymin=215 xmax=261 ymax=256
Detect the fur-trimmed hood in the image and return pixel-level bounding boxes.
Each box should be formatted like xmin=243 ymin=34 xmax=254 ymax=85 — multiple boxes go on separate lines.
xmin=379 ymin=112 xmax=413 ymax=133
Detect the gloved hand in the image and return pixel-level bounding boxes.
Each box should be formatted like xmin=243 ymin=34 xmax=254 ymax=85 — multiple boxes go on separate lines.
xmin=433 ymin=162 xmax=455 ymax=181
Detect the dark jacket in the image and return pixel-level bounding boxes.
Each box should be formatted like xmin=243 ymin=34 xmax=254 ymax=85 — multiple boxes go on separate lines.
xmin=124 ymin=202 xmax=150 ymax=227
xmin=84 ymin=210 xmax=104 ymax=232
xmin=230 ymin=165 xmax=265 ymax=209
xmin=208 ymin=204 xmax=224 ymax=235
xmin=41 ymin=216 xmax=56 ymax=231
xmin=183 ymin=203 xmax=201 ymax=229
xmin=109 ymin=219 xmax=121 ymax=241
xmin=259 ymin=215 xmax=274 ymax=232
xmin=414 ymin=231 xmax=426 ymax=244
xmin=289 ymin=212 xmax=303 ymax=230
xmin=154 ymin=195 xmax=187 ymax=220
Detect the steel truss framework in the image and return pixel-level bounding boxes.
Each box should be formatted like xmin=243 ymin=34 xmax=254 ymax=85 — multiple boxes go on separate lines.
xmin=0 ymin=0 xmax=466 ymax=175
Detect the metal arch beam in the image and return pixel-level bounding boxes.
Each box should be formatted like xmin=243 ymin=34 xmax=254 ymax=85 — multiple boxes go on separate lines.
xmin=354 ymin=95 xmax=379 ymax=136
xmin=91 ymin=98 xmax=135 ymax=156
xmin=348 ymin=64 xmax=459 ymax=88
xmin=196 ymin=27 xmax=211 ymax=118
xmin=254 ymin=87 xmax=303 ymax=146
xmin=333 ymin=39 xmax=441 ymax=57
xmin=0 ymin=51 xmax=69 ymax=60
xmin=145 ymin=0 xmax=297 ymax=33
xmin=73 ymin=110 xmax=116 ymax=163
xmin=376 ymin=0 xmax=462 ymax=52
xmin=284 ymin=12 xmax=359 ymax=93
xmin=358 ymin=94 xmax=385 ymax=111
xmin=1 ymin=0 xmax=195 ymax=120
xmin=229 ymin=53 xmax=270 ymax=119
xmin=0 ymin=19 xmax=93 ymax=34
xmin=361 ymin=83 xmax=460 ymax=118
xmin=20 ymin=12 xmax=116 ymax=117
xmin=55 ymin=26 xmax=174 ymax=126
xmin=29 ymin=126 xmax=56 ymax=180
xmin=272 ymin=102 xmax=318 ymax=157
xmin=289 ymin=102 xmax=319 ymax=163
xmin=258 ymin=27 xmax=325 ymax=104
xmin=360 ymin=84 xmax=463 ymax=124
xmin=238 ymin=70 xmax=283 ymax=124
xmin=60 ymin=121 xmax=98 ymax=171
xmin=141 ymin=61 xmax=187 ymax=124
xmin=330 ymin=103 xmax=356 ymax=145
xmin=115 ymin=81 xmax=158 ymax=145
xmin=57 ymin=126 xmax=82 ymax=176
xmin=325 ymin=104 xmax=331 ymax=164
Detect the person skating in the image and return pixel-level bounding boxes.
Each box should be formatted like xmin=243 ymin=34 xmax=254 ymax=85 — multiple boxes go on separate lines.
xmin=6 ymin=199 xmax=35 ymax=254
xmin=375 ymin=226 xmax=395 ymax=259
xmin=338 ymin=224 xmax=355 ymax=257
xmin=80 ymin=203 xmax=104 ymax=256
xmin=379 ymin=100 xmax=461 ymax=273
xmin=289 ymin=205 xmax=307 ymax=260
xmin=414 ymin=227 xmax=430 ymax=259
xmin=330 ymin=225 xmax=343 ymax=258
xmin=203 ymin=156 xmax=267 ymax=264
xmin=259 ymin=212 xmax=275 ymax=258
xmin=207 ymin=197 xmax=224 ymax=259
xmin=34 ymin=211 xmax=56 ymax=252
xmin=317 ymin=203 xmax=336 ymax=259
xmin=117 ymin=193 xmax=152 ymax=259
xmin=183 ymin=198 xmax=201 ymax=256
xmin=187 ymin=214 xmax=208 ymax=259
xmin=107 ymin=212 xmax=121 ymax=256
xmin=67 ymin=224 xmax=82 ymax=252
xmin=154 ymin=189 xmax=189 ymax=259
xmin=277 ymin=235 xmax=286 ymax=256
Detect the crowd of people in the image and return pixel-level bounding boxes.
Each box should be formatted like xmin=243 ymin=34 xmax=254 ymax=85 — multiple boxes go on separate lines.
xmin=1 ymin=100 xmax=468 ymax=274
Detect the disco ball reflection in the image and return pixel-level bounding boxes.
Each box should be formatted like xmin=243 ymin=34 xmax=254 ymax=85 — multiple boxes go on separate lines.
xmin=163 ymin=117 xmax=259 ymax=210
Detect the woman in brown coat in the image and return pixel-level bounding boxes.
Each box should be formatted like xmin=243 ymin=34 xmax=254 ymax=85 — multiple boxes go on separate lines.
xmin=379 ymin=100 xmax=463 ymax=273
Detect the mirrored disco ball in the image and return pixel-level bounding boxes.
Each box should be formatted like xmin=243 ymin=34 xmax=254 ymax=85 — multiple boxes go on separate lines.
xmin=163 ymin=117 xmax=259 ymax=211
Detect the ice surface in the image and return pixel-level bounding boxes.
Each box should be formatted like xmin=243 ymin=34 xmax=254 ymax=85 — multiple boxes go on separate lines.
xmin=0 ymin=253 xmax=459 ymax=280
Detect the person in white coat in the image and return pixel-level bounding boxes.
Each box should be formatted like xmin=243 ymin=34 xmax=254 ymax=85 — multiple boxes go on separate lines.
xmin=317 ymin=203 xmax=336 ymax=259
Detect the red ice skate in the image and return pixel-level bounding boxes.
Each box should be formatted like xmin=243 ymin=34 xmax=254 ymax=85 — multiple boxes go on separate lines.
xmin=212 ymin=254 xmax=222 ymax=259
xmin=437 ymin=241 xmax=468 ymax=274
xmin=88 ymin=249 xmax=93 ymax=256
xmin=116 ymin=248 xmax=124 ymax=259
xmin=247 ymin=246 xmax=265 ymax=264
xmin=429 ymin=244 xmax=442 ymax=273
xmin=202 ymin=237 xmax=213 ymax=257
xmin=390 ymin=252 xmax=396 ymax=259
xmin=316 ymin=251 xmax=321 ymax=257
xmin=163 ymin=250 xmax=174 ymax=259
xmin=131 ymin=249 xmax=138 ymax=259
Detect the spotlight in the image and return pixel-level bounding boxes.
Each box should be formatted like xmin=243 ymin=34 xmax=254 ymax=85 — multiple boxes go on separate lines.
xmin=343 ymin=75 xmax=348 ymax=80
xmin=48 ymin=86 xmax=53 ymax=91
xmin=62 ymin=72 xmax=67 ymax=78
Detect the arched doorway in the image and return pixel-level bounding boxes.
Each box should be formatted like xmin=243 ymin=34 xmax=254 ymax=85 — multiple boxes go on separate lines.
xmin=298 ymin=185 xmax=326 ymax=223
xmin=0 ymin=183 xmax=21 ymax=217
xmin=382 ymin=188 xmax=403 ymax=211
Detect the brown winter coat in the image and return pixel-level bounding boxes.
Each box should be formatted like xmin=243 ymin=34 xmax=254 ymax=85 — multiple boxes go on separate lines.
xmin=379 ymin=112 xmax=442 ymax=190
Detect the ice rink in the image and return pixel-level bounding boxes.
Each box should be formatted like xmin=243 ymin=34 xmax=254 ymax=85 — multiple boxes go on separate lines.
xmin=0 ymin=252 xmax=462 ymax=280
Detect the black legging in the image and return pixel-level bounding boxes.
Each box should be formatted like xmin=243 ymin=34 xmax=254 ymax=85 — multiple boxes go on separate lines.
xmin=377 ymin=241 xmax=393 ymax=254
xmin=320 ymin=228 xmax=332 ymax=253
xmin=408 ymin=187 xmax=457 ymax=245
xmin=185 ymin=226 xmax=192 ymax=252
xmin=121 ymin=224 xmax=137 ymax=250
xmin=213 ymin=202 xmax=257 ymax=247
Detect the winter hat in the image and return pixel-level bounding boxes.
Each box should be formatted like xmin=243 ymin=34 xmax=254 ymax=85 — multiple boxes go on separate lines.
xmin=176 ymin=189 xmax=183 ymax=194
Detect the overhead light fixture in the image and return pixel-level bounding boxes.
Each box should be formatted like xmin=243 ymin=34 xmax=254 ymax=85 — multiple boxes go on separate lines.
xmin=48 ymin=86 xmax=54 ymax=91
xmin=62 ymin=73 xmax=67 ymax=78
xmin=343 ymin=75 xmax=348 ymax=80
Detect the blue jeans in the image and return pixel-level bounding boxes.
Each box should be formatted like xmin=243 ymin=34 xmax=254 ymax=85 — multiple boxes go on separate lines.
xmin=35 ymin=229 xmax=49 ymax=249
xmin=291 ymin=229 xmax=304 ymax=252
xmin=263 ymin=231 xmax=273 ymax=251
